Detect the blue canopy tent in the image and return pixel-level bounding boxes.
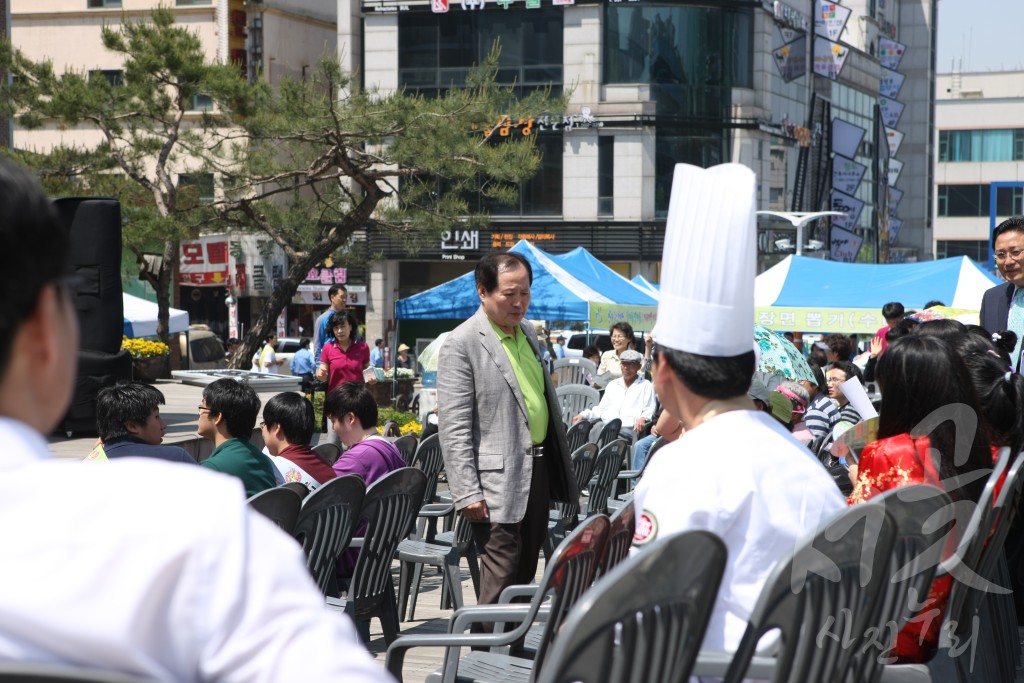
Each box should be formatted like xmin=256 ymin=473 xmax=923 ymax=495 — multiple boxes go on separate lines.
xmin=396 ymin=240 xmax=643 ymax=321
xmin=754 ymin=255 xmax=1000 ymax=333
xmin=631 ymin=274 xmax=660 ymax=293
xmin=548 ymin=247 xmax=659 ymax=307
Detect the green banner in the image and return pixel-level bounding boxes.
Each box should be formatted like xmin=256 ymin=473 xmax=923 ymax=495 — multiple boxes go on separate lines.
xmin=588 ymin=303 xmax=658 ymax=332
xmin=755 ymin=307 xmax=884 ymax=334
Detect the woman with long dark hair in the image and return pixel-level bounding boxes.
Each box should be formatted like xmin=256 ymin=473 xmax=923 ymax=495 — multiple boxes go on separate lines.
xmin=314 ymin=310 xmax=370 ymax=394
xmin=848 ymin=333 xmax=994 ymax=662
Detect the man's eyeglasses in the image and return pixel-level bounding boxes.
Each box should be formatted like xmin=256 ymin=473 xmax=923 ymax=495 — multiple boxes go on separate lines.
xmin=825 ymin=376 xmax=846 ymax=385
xmin=995 ymin=249 xmax=1024 ymax=262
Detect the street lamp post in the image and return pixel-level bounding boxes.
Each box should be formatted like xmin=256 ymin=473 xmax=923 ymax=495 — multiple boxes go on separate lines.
xmin=757 ymin=210 xmax=845 ymax=256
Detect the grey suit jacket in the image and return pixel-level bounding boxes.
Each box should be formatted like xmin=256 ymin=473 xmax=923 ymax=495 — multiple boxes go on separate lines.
xmin=437 ymin=307 xmax=578 ymax=524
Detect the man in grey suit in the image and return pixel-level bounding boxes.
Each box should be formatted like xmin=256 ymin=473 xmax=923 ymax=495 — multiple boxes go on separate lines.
xmin=438 ymin=252 xmax=578 ymax=625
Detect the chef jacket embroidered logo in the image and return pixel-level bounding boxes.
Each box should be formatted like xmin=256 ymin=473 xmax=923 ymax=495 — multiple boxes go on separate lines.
xmin=633 ymin=511 xmax=658 ymax=545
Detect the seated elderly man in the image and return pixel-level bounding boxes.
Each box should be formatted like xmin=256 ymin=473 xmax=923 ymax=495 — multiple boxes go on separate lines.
xmin=572 ymin=349 xmax=656 ymax=443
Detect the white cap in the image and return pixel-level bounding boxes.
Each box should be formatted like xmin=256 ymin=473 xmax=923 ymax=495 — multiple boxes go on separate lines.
xmin=656 ymin=163 xmax=757 ymax=357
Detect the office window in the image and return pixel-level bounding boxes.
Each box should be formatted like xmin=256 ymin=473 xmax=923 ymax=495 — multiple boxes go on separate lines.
xmin=191 ymin=94 xmax=214 ymax=111
xmin=87 ymin=0 xmax=122 ymax=7
xmin=177 ymin=173 xmax=215 ymax=205
xmin=598 ymin=137 xmax=614 ymax=217
xmin=398 ymin=9 xmax=563 ymax=98
xmin=938 ymin=129 xmax=1024 ymax=162
xmin=89 ymin=70 xmax=123 ymax=87
xmin=936 ymin=240 xmax=988 ymax=261
xmin=937 ymin=184 xmax=1024 ymax=217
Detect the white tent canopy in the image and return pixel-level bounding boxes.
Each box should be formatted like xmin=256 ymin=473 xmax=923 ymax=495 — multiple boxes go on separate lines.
xmin=123 ymin=293 xmax=190 ymax=338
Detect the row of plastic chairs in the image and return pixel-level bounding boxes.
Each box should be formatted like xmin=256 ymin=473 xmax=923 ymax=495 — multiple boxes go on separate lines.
xmin=385 ymin=498 xmax=638 ymax=683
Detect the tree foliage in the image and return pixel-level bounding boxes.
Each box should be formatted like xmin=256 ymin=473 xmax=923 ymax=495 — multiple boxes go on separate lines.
xmin=1 ymin=8 xmax=564 ymax=367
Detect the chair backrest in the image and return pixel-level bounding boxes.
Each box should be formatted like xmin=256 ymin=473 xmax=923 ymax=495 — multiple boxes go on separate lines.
xmin=595 ymin=418 xmax=623 ymax=450
xmin=349 ymin=467 xmax=428 ymax=620
xmin=392 ymin=433 xmax=419 ymax=466
xmin=0 ymin=661 xmax=159 ymax=682
xmin=436 ymin=513 xmax=610 ymax=682
xmin=247 ymin=485 xmax=303 ymax=534
xmin=535 ymin=530 xmax=727 ymax=683
xmin=556 ymin=384 xmax=600 ymax=426
xmin=552 ymin=357 xmax=597 ymax=387
xmin=847 ymin=484 xmax=953 ymax=683
xmin=380 ymin=420 xmax=402 ymax=437
xmin=554 ymin=443 xmax=599 ymax=522
xmin=281 ymin=480 xmax=311 ymax=500
xmin=292 ymin=474 xmax=366 ymax=596
xmin=312 ymin=442 xmax=341 ymax=466
xmin=599 ymin=498 xmax=635 ymax=577
xmin=938 ymin=447 xmax=1014 ymax=637
xmin=410 ymin=433 xmax=444 ymax=506
xmin=586 ymin=439 xmax=627 ymax=517
xmin=723 ymin=502 xmax=897 ymax=683
xmin=565 ymin=420 xmax=591 ymax=455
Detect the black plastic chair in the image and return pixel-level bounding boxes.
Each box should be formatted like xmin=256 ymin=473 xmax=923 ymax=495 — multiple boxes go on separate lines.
xmin=844 ymin=484 xmax=953 ymax=683
xmin=692 ymin=502 xmax=898 ymax=682
xmin=408 ymin=434 xmax=447 ymax=538
xmin=584 ymin=439 xmax=627 ymax=518
xmin=535 ymin=530 xmax=728 ymax=683
xmin=0 ymin=662 xmax=159 ymax=682
xmin=564 ymin=419 xmax=591 ymax=455
xmin=328 ymin=467 xmax=428 ymax=645
xmin=281 ymin=480 xmax=310 ymax=501
xmin=594 ymin=418 xmax=623 ymax=450
xmin=386 ymin=514 xmax=610 ymax=683
xmin=598 ymin=498 xmax=635 ymax=578
xmin=380 ymin=420 xmax=402 ymax=437
xmin=393 ymin=433 xmax=419 ymax=466
xmin=397 ymin=510 xmax=477 ymax=622
xmin=312 ymin=442 xmax=341 ymax=466
xmin=881 ymin=448 xmax=1022 ymax=683
xmin=246 ymin=485 xmax=303 ymax=534
xmin=546 ymin=443 xmax=598 ymax=560
xmin=292 ymin=474 xmax=365 ymax=597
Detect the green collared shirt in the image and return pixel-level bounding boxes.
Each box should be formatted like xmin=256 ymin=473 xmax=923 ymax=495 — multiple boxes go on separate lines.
xmin=489 ymin=319 xmax=549 ymax=445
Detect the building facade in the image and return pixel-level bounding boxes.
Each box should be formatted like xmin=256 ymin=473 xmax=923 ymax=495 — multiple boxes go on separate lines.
xmin=935 ymin=70 xmax=1024 ymax=273
xmin=337 ymin=0 xmax=937 ymax=345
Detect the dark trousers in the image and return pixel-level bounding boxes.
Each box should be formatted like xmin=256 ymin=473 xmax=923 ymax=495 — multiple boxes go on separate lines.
xmin=470 ymin=456 xmax=550 ymax=633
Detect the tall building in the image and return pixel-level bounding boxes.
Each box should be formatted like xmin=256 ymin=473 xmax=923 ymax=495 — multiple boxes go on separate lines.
xmin=934 ymin=69 xmax=1024 ymax=273
xmin=337 ymin=0 xmax=938 ymax=344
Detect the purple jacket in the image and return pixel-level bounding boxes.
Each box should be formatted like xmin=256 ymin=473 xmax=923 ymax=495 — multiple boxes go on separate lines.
xmin=333 ymin=436 xmax=406 ymax=578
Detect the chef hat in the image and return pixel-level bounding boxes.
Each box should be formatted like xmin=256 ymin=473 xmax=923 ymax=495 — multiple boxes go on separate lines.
xmin=656 ymin=163 xmax=757 ymax=356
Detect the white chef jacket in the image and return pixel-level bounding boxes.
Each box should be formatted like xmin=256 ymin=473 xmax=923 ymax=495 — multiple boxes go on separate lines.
xmin=580 ymin=375 xmax=657 ymax=426
xmin=632 ymin=409 xmax=846 ymax=653
xmin=0 ymin=417 xmax=387 ymax=683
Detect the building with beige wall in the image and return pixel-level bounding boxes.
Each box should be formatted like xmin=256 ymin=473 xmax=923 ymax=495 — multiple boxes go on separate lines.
xmin=934 ymin=70 xmax=1024 ymax=274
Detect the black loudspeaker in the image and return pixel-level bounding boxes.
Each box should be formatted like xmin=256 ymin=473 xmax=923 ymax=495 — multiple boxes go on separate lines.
xmin=53 ymin=197 xmax=133 ymax=435
xmin=53 ymin=197 xmax=124 ymax=355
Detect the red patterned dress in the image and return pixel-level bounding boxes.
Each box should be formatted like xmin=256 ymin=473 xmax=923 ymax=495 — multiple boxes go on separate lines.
xmin=848 ymin=433 xmax=949 ymax=663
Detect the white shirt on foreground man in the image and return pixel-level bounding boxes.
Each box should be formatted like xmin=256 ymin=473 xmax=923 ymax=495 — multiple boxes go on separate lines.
xmin=0 ymin=157 xmax=386 ymax=683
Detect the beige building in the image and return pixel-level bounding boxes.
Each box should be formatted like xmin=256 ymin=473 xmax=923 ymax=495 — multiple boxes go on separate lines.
xmin=935 ymin=69 xmax=1024 ymax=272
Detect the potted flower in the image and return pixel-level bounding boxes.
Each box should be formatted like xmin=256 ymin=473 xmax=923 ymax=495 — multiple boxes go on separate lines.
xmin=121 ymin=336 xmax=171 ymax=382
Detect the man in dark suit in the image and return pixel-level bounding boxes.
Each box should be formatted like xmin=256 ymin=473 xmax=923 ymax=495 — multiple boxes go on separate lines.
xmin=980 ymin=216 xmax=1024 ymax=371
xmin=438 ymin=252 xmax=578 ymax=626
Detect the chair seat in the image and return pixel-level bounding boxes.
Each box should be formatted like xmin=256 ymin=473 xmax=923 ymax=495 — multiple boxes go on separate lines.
xmin=425 ymin=651 xmax=533 ymax=683
xmin=397 ymin=538 xmax=464 ymax=621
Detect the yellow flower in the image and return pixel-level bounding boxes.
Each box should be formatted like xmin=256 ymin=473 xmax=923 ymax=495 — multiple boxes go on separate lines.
xmin=121 ymin=335 xmax=170 ymax=359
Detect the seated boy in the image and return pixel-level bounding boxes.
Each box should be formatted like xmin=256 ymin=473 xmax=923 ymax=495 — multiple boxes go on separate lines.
xmin=95 ymin=382 xmax=196 ymax=465
xmin=261 ymin=392 xmax=336 ymax=491
xmin=198 ymin=378 xmax=277 ymax=497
